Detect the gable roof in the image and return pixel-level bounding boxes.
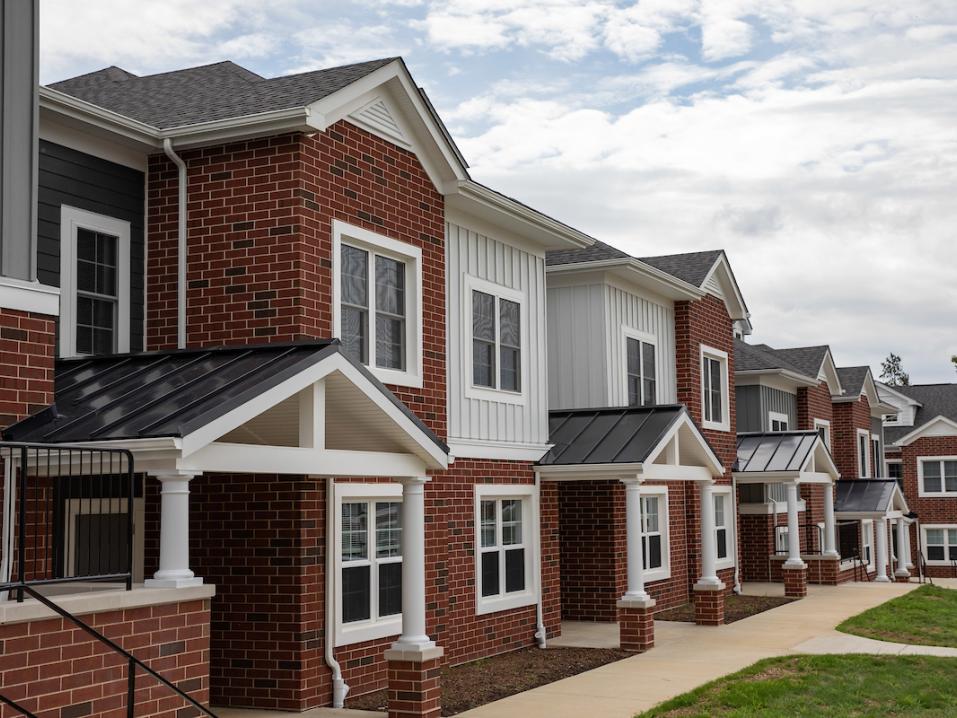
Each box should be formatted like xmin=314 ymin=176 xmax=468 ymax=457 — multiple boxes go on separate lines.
xmin=733 ymin=431 xmax=839 ymax=481
xmin=836 ymin=366 xmax=870 ymax=398
xmin=638 ymin=250 xmax=724 ymax=287
xmin=834 ymin=479 xmax=908 ymax=516
xmin=49 ymin=58 xmax=396 ymax=130
xmin=545 ymin=239 xmax=630 ymax=267
xmin=884 ymin=383 xmax=957 ymax=444
xmin=734 ymin=339 xmax=842 ymax=393
xmin=772 ymin=346 xmax=831 ymax=380
xmin=735 ymin=340 xmax=812 ymax=377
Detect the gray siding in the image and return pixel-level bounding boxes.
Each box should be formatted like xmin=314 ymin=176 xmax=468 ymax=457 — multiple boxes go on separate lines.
xmin=446 ymin=220 xmax=549 ymax=446
xmin=0 ymin=0 xmax=39 ymax=280
xmin=547 ymin=283 xmax=608 ymax=410
xmin=38 ymin=140 xmax=145 ymax=351
xmin=735 ymin=384 xmax=797 ymax=432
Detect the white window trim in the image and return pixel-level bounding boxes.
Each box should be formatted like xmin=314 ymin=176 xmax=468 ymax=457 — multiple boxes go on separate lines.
xmin=862 ymin=519 xmax=875 ymax=569
xmin=768 ymin=411 xmax=789 ymax=432
xmin=333 ymin=482 xmax=403 ymax=647
xmin=59 ymin=205 xmax=131 ymax=358
xmin=63 ymin=497 xmax=145 ymax=583
xmin=700 ymin=345 xmax=730 ymax=432
xmin=640 ymin=485 xmax=671 ymax=582
xmin=463 ymin=275 xmax=528 ymax=406
xmin=917 ymin=456 xmax=957 ymax=498
xmin=713 ymin=486 xmax=734 ymax=570
xmin=921 ymin=524 xmax=957 ymax=566
xmin=871 ymin=435 xmax=882 ymax=478
xmin=621 ymin=326 xmax=658 ymax=406
xmin=774 ymin=525 xmax=788 ymax=554
xmin=856 ymin=428 xmax=871 ymax=478
xmin=474 ymin=484 xmax=537 ymax=615
xmin=331 ymin=220 xmax=423 ymax=388
xmin=886 ymin=458 xmax=903 ymax=479
xmin=814 ymin=419 xmax=831 ymax=449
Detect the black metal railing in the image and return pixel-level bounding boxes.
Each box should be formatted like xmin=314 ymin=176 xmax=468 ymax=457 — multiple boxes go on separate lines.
xmin=0 ymin=693 xmax=38 ymax=718
xmin=0 ymin=442 xmax=135 ymax=601
xmin=772 ymin=521 xmax=826 ymax=556
xmin=917 ymin=550 xmax=934 ymax=585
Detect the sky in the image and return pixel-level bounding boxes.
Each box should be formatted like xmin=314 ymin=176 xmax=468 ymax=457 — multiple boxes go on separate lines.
xmin=39 ymin=0 xmax=957 ymax=384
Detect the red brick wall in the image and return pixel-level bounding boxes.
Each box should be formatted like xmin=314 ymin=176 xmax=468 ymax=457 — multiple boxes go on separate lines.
xmin=0 ymin=599 xmax=210 ymax=718
xmin=832 ymin=395 xmax=872 ymax=479
xmin=901 ymin=436 xmax=957 ymax=577
xmin=0 ymin=308 xmax=55 ymax=429
xmin=146 ymin=122 xmax=447 ymax=438
xmin=797 ymin=381 xmax=833 ymax=431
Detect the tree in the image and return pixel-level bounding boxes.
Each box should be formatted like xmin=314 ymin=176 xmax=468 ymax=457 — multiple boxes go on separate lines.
xmin=952 ymin=355 xmax=957 ymax=375
xmin=880 ymin=353 xmax=910 ymax=386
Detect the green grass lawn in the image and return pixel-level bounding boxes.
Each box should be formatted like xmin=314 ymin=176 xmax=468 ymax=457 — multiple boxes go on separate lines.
xmin=837 ymin=584 xmax=957 ymax=648
xmin=638 ymin=655 xmax=957 ymax=717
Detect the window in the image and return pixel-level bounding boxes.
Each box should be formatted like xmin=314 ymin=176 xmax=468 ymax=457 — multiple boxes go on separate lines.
xmin=60 ymin=206 xmax=131 ymax=357
xmin=769 ymin=412 xmax=789 ymax=432
xmin=919 ymin=457 xmax=957 ymax=496
xmin=814 ymin=419 xmax=831 ymax=449
xmin=862 ymin=520 xmax=874 ymax=568
xmin=838 ymin=521 xmax=859 ymax=561
xmin=775 ymin=526 xmax=788 ymax=554
xmin=464 ymin=276 xmax=526 ymax=404
xmin=871 ymin=436 xmax=882 ymax=478
xmin=334 ymin=484 xmax=403 ymax=646
xmin=923 ymin=526 xmax=957 ymax=564
xmin=701 ymin=346 xmax=729 ymax=430
xmin=60 ymin=484 xmax=145 ymax=583
xmin=714 ymin=489 xmax=733 ymax=568
xmin=857 ymin=429 xmax=871 ymax=477
xmin=884 ymin=413 xmax=900 ymax=425
xmin=475 ymin=485 xmax=536 ymax=614
xmin=639 ymin=486 xmax=670 ymax=581
xmin=333 ymin=221 xmax=422 ymax=388
xmin=887 ymin=460 xmax=903 ymax=489
xmin=623 ymin=330 xmax=657 ymax=406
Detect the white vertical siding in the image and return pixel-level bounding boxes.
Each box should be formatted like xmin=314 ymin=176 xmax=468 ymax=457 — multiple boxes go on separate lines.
xmin=447 ymin=220 xmax=549 ymax=446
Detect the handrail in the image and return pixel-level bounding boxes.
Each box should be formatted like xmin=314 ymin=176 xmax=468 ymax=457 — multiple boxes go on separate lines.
xmin=0 ymin=692 xmax=38 ymax=718
xmin=917 ymin=550 xmax=934 ymax=585
xmin=1 ymin=584 xmax=217 ymax=718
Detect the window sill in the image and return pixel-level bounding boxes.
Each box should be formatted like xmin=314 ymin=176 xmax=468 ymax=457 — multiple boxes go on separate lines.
xmin=335 ymin=616 xmax=402 ymax=647
xmin=738 ymin=500 xmax=806 ymax=515
xmin=465 ymin=384 xmax=527 ymax=406
xmin=701 ymin=419 xmax=730 ymax=433
xmin=643 ymin=569 xmax=672 ymax=584
xmin=715 ymin=558 xmax=735 ymax=571
xmin=369 ymin=366 xmax=423 ymax=389
xmin=476 ymin=591 xmax=536 ymax=616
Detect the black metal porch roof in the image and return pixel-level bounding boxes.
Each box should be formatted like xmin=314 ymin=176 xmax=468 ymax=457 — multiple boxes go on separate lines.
xmin=834 ymin=479 xmax=899 ymax=514
xmin=734 ymin=431 xmax=820 ymax=473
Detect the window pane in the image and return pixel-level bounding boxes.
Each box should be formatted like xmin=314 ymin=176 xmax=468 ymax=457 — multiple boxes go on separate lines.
xmin=342 ymin=566 xmax=371 ymax=623
xmin=709 ymin=358 xmax=722 ymax=421
xmin=945 ymin=462 xmax=957 ymax=492
xmin=628 ymin=375 xmax=640 ymax=407
xmin=642 ymin=496 xmax=659 ymax=533
xmin=341 ymin=245 xmax=369 ymax=306
xmin=481 ymin=551 xmax=499 ymax=597
xmin=378 ymin=562 xmax=402 ymax=617
xmin=642 ymin=343 xmax=656 ymax=406
xmin=375 ymin=314 xmax=405 ymax=370
xmin=949 ymin=529 xmax=957 ymax=547
xmin=473 ymin=339 xmax=495 ymax=387
xmin=644 ymin=535 xmax=662 ymax=570
xmin=716 ymin=527 xmax=728 ymax=560
xmin=713 ymin=495 xmax=725 ymax=527
xmin=928 ymin=545 xmax=945 ymax=561
xmin=502 ymin=499 xmax=522 ymax=546
xmin=500 ymin=346 xmax=520 ymax=392
xmin=924 ymin=462 xmax=942 ymax=492
xmin=927 ymin=529 xmax=943 ymax=545
xmin=376 ymin=502 xmax=402 ymax=558
xmin=472 ymin=291 xmax=495 ymax=341
xmin=499 ymin=299 xmax=520 ymax=347
xmin=375 ymin=256 xmax=405 ymax=316
xmin=626 ymin=338 xmax=640 ymax=377
xmin=505 ymin=548 xmax=525 ymax=593
xmin=341 ymin=503 xmax=368 ymax=561
xmin=480 ymin=500 xmax=497 ymax=547
xmin=341 ymin=306 xmax=368 ymax=364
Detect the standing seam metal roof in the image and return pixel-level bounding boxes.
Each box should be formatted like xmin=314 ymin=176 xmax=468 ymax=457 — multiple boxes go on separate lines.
xmin=735 ymin=431 xmax=820 ymax=473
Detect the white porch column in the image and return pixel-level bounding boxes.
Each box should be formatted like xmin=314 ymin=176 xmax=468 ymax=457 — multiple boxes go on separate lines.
xmin=895 ymin=519 xmax=911 ymax=578
xmin=145 ymin=472 xmax=202 ymax=588
xmin=696 ymin=481 xmax=721 ymax=587
xmin=622 ymin=479 xmax=649 ymax=601
xmin=391 ymin=476 xmax=435 ymax=652
xmin=874 ymin=518 xmax=890 ymax=582
xmin=903 ymin=520 xmax=915 ymax=569
xmin=784 ymin=482 xmax=805 ymax=569
xmin=823 ymin=483 xmax=838 ymax=558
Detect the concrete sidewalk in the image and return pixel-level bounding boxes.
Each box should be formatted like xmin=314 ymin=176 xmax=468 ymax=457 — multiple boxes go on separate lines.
xmin=457 ymin=581 xmax=930 ymax=718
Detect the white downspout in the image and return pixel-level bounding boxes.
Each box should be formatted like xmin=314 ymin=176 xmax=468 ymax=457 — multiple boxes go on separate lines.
xmin=731 ymin=478 xmax=741 ymax=594
xmin=0 ymin=460 xmax=15 ymax=600
xmin=162 ymin=138 xmax=187 ymax=349
xmin=533 ymin=471 xmax=546 ymax=648
xmin=325 ymin=477 xmax=349 ymax=707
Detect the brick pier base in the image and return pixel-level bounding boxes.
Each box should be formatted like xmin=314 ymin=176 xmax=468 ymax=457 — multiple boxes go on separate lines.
xmin=693 ymin=582 xmax=726 ymax=626
xmin=782 ymin=565 xmax=808 ymax=598
xmin=384 ymin=646 xmax=444 ymax=718
xmin=895 ymin=570 xmax=912 ymax=583
xmin=617 ymin=596 xmax=656 ymax=652
xmin=818 ymin=556 xmax=840 ymax=586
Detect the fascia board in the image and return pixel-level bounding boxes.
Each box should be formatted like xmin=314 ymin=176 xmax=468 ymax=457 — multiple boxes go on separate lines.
xmin=546 ymin=258 xmax=704 ymax=301
xmin=735 ymin=368 xmax=819 ymax=388
xmin=39 ymin=87 xmax=160 ymax=148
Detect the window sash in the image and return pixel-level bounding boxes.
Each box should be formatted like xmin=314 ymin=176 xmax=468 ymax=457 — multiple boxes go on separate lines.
xmin=641 ymin=495 xmax=664 ymax=571
xmin=922 ymin=460 xmax=957 ymax=493
xmin=471 ymin=289 xmax=522 ymax=393
xmin=872 ymin=439 xmax=882 ymax=478
xmin=626 ymin=337 xmax=656 ymax=407
xmin=714 ymin=494 xmax=729 ymax=560
xmin=703 ymin=356 xmax=723 ymax=424
xmin=858 ymin=434 xmax=869 ymax=477
xmin=925 ymin=528 xmax=957 ymax=562
xmin=478 ymin=497 xmax=528 ymax=599
xmin=341 ymin=499 xmax=403 ymax=625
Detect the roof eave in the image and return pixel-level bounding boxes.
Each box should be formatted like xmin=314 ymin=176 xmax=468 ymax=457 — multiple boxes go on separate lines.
xmin=735 ymin=368 xmax=819 ymax=387
xmin=546 ymin=258 xmax=705 ymax=301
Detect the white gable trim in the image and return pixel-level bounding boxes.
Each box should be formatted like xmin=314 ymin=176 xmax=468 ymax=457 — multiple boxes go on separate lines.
xmin=700 ymin=253 xmax=749 ymax=323
xmin=733 ymin=435 xmax=839 ymax=484
xmin=892 ymin=415 xmax=957 ymax=446
xmin=818 ymin=350 xmax=843 ymax=396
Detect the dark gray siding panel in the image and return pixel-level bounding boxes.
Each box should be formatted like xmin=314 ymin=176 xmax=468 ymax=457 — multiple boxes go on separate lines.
xmin=38 ymin=140 xmax=144 ymax=351
xmin=764 ymin=386 xmax=798 ymax=429
xmin=736 ymin=385 xmax=764 ymax=433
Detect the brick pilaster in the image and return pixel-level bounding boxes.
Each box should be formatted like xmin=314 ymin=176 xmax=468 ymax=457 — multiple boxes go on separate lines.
xmin=782 ymin=566 xmax=808 ymax=598
xmin=617 ymin=597 xmax=656 ymax=652
xmin=818 ymin=556 xmax=840 ymax=586
xmin=384 ymin=648 xmax=444 ymax=718
xmin=692 ymin=583 xmax=725 ymax=626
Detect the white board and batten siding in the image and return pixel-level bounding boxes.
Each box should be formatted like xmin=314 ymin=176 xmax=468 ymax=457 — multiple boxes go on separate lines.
xmin=446 ymin=219 xmax=551 ymax=459
xmin=547 ymin=280 xmax=677 ymax=410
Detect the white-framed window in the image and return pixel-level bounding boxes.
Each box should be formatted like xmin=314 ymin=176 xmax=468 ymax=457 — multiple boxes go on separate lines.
xmin=700 ymin=345 xmax=729 ymax=431
xmin=922 ymin=525 xmax=957 ymax=565
xmin=883 ymin=413 xmax=900 ymax=425
xmin=887 ymin=460 xmax=903 ymax=483
xmin=857 ymin=429 xmax=871 ymax=477
xmin=475 ymin=484 xmax=536 ymax=615
xmin=775 ymin=525 xmax=788 ymax=554
xmin=464 ymin=276 xmax=526 ymax=405
xmin=59 ymin=206 xmax=131 ymax=357
xmin=622 ymin=327 xmax=657 ymax=407
xmin=918 ymin=457 xmax=957 ymax=497
xmin=862 ymin=520 xmax=874 ymax=568
xmin=333 ymin=483 xmax=403 ymax=646
xmin=63 ymin=496 xmax=145 ymax=582
xmin=871 ymin=436 xmax=882 ymax=478
xmin=768 ymin=411 xmax=789 ymax=432
xmin=332 ymin=220 xmax=423 ymax=388
xmin=814 ymin=419 xmax=831 ymax=449
xmin=713 ymin=487 xmax=734 ymax=569
xmin=640 ymin=485 xmax=670 ymax=581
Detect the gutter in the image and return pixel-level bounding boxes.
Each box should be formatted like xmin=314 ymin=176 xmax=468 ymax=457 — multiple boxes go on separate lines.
xmin=325 ymin=478 xmax=349 ymax=707
xmin=533 ymin=472 xmax=546 ymax=648
xmin=162 ymin=139 xmax=188 ymax=349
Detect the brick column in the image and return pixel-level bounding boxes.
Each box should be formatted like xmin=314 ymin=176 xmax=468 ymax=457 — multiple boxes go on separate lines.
xmin=617 ymin=596 xmax=656 ymax=652
xmin=782 ymin=566 xmax=808 ymax=598
xmin=693 ymin=584 xmax=725 ymax=626
xmin=384 ymin=649 xmax=444 ymax=718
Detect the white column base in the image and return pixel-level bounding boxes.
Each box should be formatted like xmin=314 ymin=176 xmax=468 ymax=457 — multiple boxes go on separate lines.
xmin=894 ymin=568 xmax=911 ymax=578
xmin=873 ymin=575 xmax=892 ymax=583
xmin=617 ymin=595 xmax=656 ymax=610
xmin=384 ymin=644 xmax=444 ymax=663
xmin=144 ymin=576 xmax=204 ymax=589
xmin=783 ymin=558 xmax=807 ymax=570
xmin=822 ymin=551 xmax=840 ymax=559
xmin=693 ymin=578 xmax=725 ymax=591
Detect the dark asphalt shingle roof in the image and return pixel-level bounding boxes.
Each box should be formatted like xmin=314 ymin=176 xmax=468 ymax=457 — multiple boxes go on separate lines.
xmin=638 ymin=250 xmax=724 ymax=287
xmin=734 ymin=431 xmax=820 ymax=473
xmin=2 ymin=341 xmax=446 ymax=452
xmin=837 ymin=366 xmax=871 ymax=399
xmin=49 ymin=58 xmax=396 ymax=129
xmin=834 ymin=479 xmax=898 ymax=514
xmin=771 ymin=346 xmax=829 ymax=380
xmin=545 ymin=239 xmax=630 ymax=267
xmin=884 ymin=383 xmax=957 ymax=444
xmin=735 ymin=340 xmax=811 ymax=377
xmin=539 ymin=405 xmax=688 ymax=465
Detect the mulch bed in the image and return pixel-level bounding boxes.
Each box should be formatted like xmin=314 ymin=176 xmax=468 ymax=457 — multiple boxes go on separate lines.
xmin=345 ymin=646 xmax=631 ymax=715
xmin=655 ymin=593 xmax=795 ymax=624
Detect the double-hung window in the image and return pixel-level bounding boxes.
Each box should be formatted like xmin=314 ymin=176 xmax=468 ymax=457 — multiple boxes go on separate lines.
xmin=919 ymin=458 xmax=957 ymax=496
xmin=475 ymin=485 xmax=535 ymax=614
xmin=887 ymin=460 xmax=903 ymax=488
xmin=871 ymin=437 xmax=882 ymax=478
xmin=624 ymin=329 xmax=656 ymax=406
xmin=333 ymin=221 xmax=422 ymax=388
xmin=60 ymin=206 xmax=130 ymax=357
xmin=923 ymin=526 xmax=957 ymax=564
xmin=465 ymin=277 xmax=525 ymax=403
xmin=769 ymin=412 xmax=789 ymax=432
xmin=857 ymin=429 xmax=871 ymax=477
xmin=714 ymin=489 xmax=733 ymax=567
xmin=639 ymin=487 xmax=670 ymax=580
xmin=814 ymin=419 xmax=831 ymax=449
xmin=862 ymin=520 xmax=874 ymax=567
xmin=701 ymin=346 xmax=729 ymax=430
xmin=335 ymin=484 xmax=403 ymax=646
